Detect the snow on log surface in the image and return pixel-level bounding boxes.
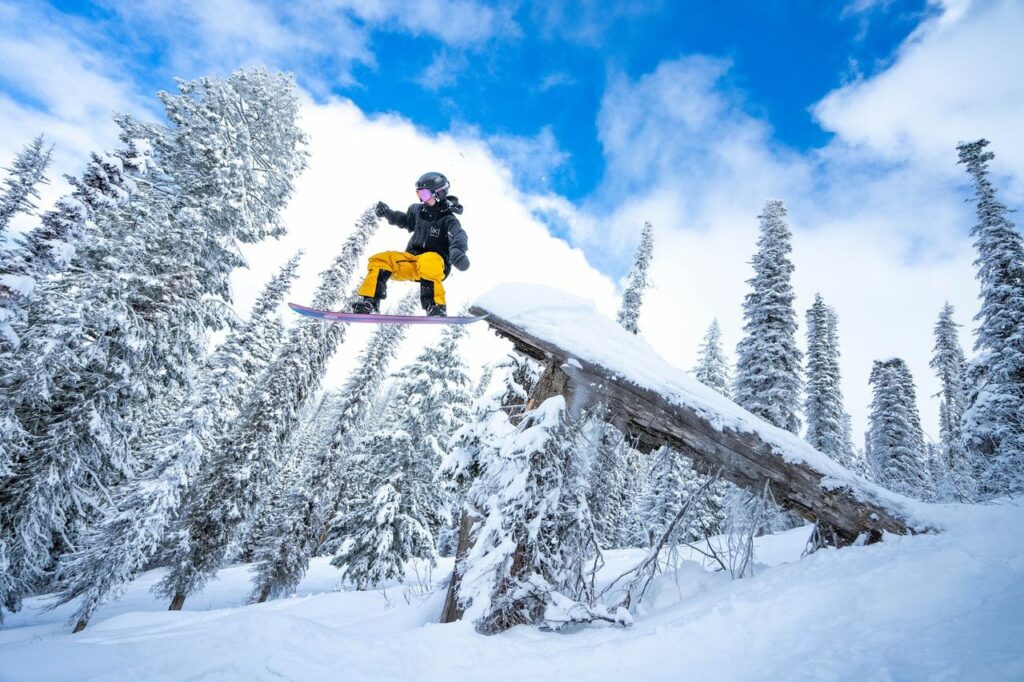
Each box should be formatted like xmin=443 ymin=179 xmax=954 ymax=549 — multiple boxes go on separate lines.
xmin=471 ymin=284 xmax=938 ymax=544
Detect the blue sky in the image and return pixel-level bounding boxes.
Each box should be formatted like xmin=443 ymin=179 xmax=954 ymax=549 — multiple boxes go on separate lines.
xmin=33 ymin=0 xmax=934 ymax=201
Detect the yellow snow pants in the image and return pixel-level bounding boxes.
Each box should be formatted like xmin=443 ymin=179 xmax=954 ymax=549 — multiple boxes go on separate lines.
xmin=357 ymin=251 xmax=446 ymax=305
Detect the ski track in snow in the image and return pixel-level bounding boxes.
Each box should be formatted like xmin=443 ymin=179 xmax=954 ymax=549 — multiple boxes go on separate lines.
xmin=2 ymin=501 xmax=1023 ymax=681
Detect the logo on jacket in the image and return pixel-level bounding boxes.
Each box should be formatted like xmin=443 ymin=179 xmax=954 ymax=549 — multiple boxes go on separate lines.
xmin=430 ymin=226 xmax=441 ymax=237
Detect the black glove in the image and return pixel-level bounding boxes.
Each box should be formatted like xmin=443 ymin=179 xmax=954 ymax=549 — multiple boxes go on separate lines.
xmin=451 ymin=251 xmax=470 ymax=271
xmin=374 ymin=201 xmax=390 ymax=218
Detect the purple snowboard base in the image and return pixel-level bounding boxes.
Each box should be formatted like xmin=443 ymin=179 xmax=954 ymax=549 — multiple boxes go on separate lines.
xmin=289 ymin=302 xmax=486 ymax=325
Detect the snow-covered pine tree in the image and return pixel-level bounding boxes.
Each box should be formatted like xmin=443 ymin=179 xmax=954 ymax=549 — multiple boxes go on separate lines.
xmin=693 ymin=319 xmax=732 ymax=398
xmin=582 ymin=416 xmax=632 ymax=549
xmin=956 ymin=140 xmax=1024 ymax=497
xmin=930 ymin=302 xmax=975 ymax=500
xmin=866 ymin=358 xmax=931 ymax=499
xmin=1 ymin=70 xmax=307 ymax=623
xmin=734 ymin=200 xmax=803 ymax=434
xmin=0 ymin=135 xmax=52 ymax=236
xmin=926 ymin=442 xmax=955 ymax=502
xmin=473 ymin=363 xmax=495 ymax=400
xmin=638 ymin=446 xmax=725 ymax=547
xmin=804 ymin=295 xmax=857 ymax=468
xmin=157 ymin=211 xmax=378 ymax=610
xmin=0 ymin=143 xmax=152 ymax=621
xmin=616 ymin=221 xmax=654 ymax=335
xmin=331 ymin=323 xmax=473 ymax=588
xmin=236 ymin=390 xmax=343 ymax=563
xmin=617 ymin=448 xmax=650 ymax=548
xmin=578 ymin=224 xmax=656 ymax=546
xmin=119 ymin=68 xmax=308 ymax=289
xmin=0 ymin=148 xmax=138 ymax=350
xmin=329 ymin=443 xmax=437 ymax=589
xmin=249 ymin=293 xmax=418 ymax=602
xmin=436 ymin=353 xmax=540 ymax=620
xmin=207 ymin=253 xmax=303 ymax=423
xmin=459 ymin=396 xmax=600 ymax=633
xmin=47 ymin=253 xmax=303 ymax=631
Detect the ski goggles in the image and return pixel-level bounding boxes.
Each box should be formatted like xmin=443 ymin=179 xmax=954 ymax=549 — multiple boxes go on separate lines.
xmin=416 ymin=187 xmax=434 ymax=202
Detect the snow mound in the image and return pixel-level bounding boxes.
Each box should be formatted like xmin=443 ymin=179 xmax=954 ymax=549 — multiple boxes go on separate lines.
xmin=3 ymin=501 xmax=1023 ymax=680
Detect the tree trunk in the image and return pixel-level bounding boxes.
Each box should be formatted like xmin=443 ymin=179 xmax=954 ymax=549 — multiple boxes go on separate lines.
xmin=255 ymin=583 xmax=271 ymax=604
xmin=468 ymin=306 xmax=928 ymax=546
xmin=168 ymin=592 xmax=186 ymax=611
xmin=439 ymin=507 xmax=478 ymax=624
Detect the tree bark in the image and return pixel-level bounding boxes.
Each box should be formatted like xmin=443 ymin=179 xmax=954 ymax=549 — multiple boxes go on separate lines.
xmin=439 ymin=507 xmax=478 ymax=624
xmin=168 ymin=592 xmax=186 ymax=611
xmin=255 ymin=583 xmax=271 ymax=604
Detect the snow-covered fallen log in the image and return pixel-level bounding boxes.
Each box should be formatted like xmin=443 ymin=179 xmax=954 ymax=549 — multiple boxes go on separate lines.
xmin=470 ymin=284 xmax=937 ymax=547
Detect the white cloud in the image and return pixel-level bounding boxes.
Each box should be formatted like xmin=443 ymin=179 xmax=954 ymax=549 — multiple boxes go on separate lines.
xmin=0 ymin=1 xmax=152 ymax=229
xmin=107 ymin=0 xmax=518 ymax=91
xmin=108 ymin=0 xmax=374 ymax=89
xmin=815 ymin=0 xmax=1024 ymax=199
xmin=529 ymin=0 xmax=663 ymax=47
xmin=538 ymin=72 xmax=576 ymax=92
xmin=231 ymin=96 xmax=617 ymax=393
xmin=336 ymin=0 xmax=520 ymax=47
xmin=477 ymin=126 xmax=572 ymax=192
xmin=415 ymin=50 xmax=468 ymax=92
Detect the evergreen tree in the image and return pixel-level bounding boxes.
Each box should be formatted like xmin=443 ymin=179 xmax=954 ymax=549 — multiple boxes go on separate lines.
xmin=47 ymin=254 xmax=302 ymax=630
xmin=236 ymin=390 xmax=341 ymax=563
xmin=0 ymin=135 xmax=52 ymax=236
xmin=638 ymin=446 xmax=725 ymax=546
xmin=617 ymin=448 xmax=650 ymax=548
xmin=0 ymin=143 xmax=154 ymax=621
xmin=329 ymin=437 xmax=438 ymax=589
xmin=616 ymin=221 xmax=654 ymax=335
xmin=1 ymin=70 xmax=307 ymax=623
xmin=157 ymin=211 xmax=378 ymax=609
xmin=441 ymin=354 xmax=538 ymax=502
xmin=866 ymin=358 xmax=931 ymax=499
xmin=249 ymin=293 xmax=417 ymax=602
xmin=473 ymin=363 xmax=495 ymax=400
xmin=578 ymin=221 xmax=655 ymax=547
xmin=734 ymin=200 xmax=803 ymax=434
xmin=459 ymin=396 xmax=599 ymax=634
xmin=0 ymin=148 xmax=139 ymax=350
xmin=804 ymin=295 xmax=856 ymax=468
xmin=693 ymin=319 xmax=732 ymax=398
xmin=957 ymin=140 xmax=1024 ymax=496
xmin=438 ymin=354 xmax=539 ymax=570
xmin=930 ymin=302 xmax=975 ymax=499
xmin=582 ymin=417 xmax=631 ymax=549
xmin=331 ymin=323 xmax=473 ymax=587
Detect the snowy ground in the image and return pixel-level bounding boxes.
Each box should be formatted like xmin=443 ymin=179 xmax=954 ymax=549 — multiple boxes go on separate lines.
xmin=3 ymin=501 xmax=1023 ymax=682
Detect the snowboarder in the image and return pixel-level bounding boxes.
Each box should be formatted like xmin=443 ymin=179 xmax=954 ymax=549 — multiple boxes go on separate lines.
xmin=352 ymin=172 xmax=470 ymax=317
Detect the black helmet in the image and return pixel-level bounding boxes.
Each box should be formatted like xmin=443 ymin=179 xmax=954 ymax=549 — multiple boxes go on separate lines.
xmin=415 ymin=171 xmax=450 ymax=201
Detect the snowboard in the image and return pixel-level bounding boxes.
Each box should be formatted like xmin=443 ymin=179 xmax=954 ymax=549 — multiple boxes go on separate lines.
xmin=288 ymin=302 xmax=486 ymax=325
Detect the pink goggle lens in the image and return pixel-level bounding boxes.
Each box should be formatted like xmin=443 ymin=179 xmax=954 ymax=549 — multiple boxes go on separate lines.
xmin=416 ymin=188 xmax=433 ymax=201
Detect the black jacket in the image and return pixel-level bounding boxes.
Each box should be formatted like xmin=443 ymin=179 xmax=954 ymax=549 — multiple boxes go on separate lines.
xmin=382 ymin=197 xmax=469 ymax=276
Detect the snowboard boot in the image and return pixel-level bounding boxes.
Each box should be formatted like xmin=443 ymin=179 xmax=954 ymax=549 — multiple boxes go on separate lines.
xmin=425 ymin=303 xmax=447 ymax=318
xmin=350 ymin=296 xmax=379 ymax=314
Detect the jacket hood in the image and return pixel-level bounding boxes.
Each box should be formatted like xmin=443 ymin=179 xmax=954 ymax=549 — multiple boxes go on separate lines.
xmin=422 ymin=195 xmax=463 ymax=216
xmin=443 ymin=195 xmax=463 ymax=215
